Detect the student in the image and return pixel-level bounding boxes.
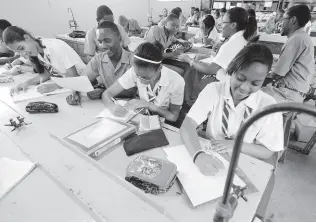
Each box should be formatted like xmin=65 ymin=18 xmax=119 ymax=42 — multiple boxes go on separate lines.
xmin=84 ymin=5 xmax=131 ymax=62
xmin=190 ymin=15 xmax=219 ymax=45
xmin=67 ymin=21 xmax=136 ymax=105
xmin=158 ymin=7 xmax=182 ymax=27
xmin=4 ymin=26 xmax=85 ymax=95
xmin=180 ymin=43 xmax=283 ymax=165
xmin=145 ymin=14 xmax=191 ymax=59
xmin=0 ymin=19 xmax=19 ymax=65
xmin=102 ymin=42 xmax=185 ymax=123
xmin=263 ymin=9 xmax=284 ymax=33
xmin=263 ymin=5 xmax=314 ymax=103
xmin=179 ymin=7 xmax=258 ymax=105
xmin=151 ymin=8 xmax=168 ymax=26
xmin=186 ymin=8 xmax=200 ymax=26
xmin=118 ymin=15 xmax=142 ymax=36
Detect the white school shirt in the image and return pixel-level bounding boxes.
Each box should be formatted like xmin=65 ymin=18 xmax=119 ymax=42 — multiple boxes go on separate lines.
xmin=187 ymin=79 xmax=284 ymax=152
xmin=118 ymin=66 xmax=185 ymax=109
xmin=38 ymin=38 xmax=85 ymax=75
xmin=194 ymin=28 xmax=219 ymax=42
xmin=212 ymin=31 xmax=247 ymax=70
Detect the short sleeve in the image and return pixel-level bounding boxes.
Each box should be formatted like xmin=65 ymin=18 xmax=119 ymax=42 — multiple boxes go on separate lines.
xmin=187 ymin=83 xmax=217 ymax=125
xmin=169 ymin=77 xmax=185 ymax=106
xmin=84 ymin=29 xmax=96 ymax=56
xmin=272 ymin=37 xmax=306 ymax=77
xmin=209 ymin=28 xmax=219 ymax=41
xmin=144 ymin=26 xmax=160 ymax=43
xmin=80 ymin=56 xmax=99 ymax=81
xmin=255 ymin=110 xmax=284 ymax=152
xmin=212 ymin=35 xmax=246 ymax=70
xmin=117 ymin=24 xmax=131 ymax=47
xmin=118 ymin=67 xmax=137 ymax=90
xmin=59 ymin=42 xmax=83 ymax=70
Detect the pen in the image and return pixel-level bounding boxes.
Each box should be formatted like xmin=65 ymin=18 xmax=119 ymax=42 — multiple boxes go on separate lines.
xmin=126 ymin=108 xmax=144 ymax=123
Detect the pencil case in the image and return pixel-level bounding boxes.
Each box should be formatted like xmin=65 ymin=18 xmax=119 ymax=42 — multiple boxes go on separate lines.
xmin=165 ymin=42 xmax=192 ymax=53
xmin=123 ymin=128 xmax=169 ymax=156
xmin=25 ymin=101 xmax=58 ymax=114
xmin=125 ymin=155 xmax=177 ymax=194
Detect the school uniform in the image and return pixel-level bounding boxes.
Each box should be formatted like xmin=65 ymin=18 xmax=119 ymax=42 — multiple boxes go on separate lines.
xmin=118 ymin=66 xmax=185 ymax=109
xmin=38 ymin=38 xmax=85 ymax=76
xmin=81 ymin=49 xmax=133 ymax=88
xmin=187 ymin=78 xmax=284 ymax=152
xmin=84 ymin=24 xmax=131 ymax=56
xmin=144 ymin=25 xmax=177 ymax=49
xmin=263 ymin=28 xmax=315 ymax=103
xmin=193 ymin=28 xmax=220 ymax=43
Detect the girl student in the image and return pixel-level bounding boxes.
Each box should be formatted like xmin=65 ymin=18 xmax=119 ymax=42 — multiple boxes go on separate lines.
xmin=180 ymin=43 xmax=284 ymax=173
xmin=102 ymin=41 xmax=185 ymax=123
xmin=190 ymin=14 xmax=219 ymax=46
xmin=179 ymin=7 xmax=258 ymax=80
xmin=3 ymin=26 xmax=85 ymax=95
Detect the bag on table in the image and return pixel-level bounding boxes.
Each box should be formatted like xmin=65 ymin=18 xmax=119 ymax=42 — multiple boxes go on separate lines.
xmin=26 ymin=101 xmax=59 ymax=114
xmin=125 ymin=155 xmax=177 ymax=194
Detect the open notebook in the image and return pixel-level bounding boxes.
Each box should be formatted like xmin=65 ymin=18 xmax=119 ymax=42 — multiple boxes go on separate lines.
xmin=164 ymin=145 xmax=245 ymax=207
xmin=0 ymin=157 xmax=36 ymax=200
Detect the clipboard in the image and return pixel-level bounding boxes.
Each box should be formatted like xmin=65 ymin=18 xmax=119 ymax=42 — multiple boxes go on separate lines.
xmin=64 ymin=118 xmax=136 ymax=159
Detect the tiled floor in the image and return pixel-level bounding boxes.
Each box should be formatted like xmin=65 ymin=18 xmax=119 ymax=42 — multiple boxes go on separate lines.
xmin=266 ymin=146 xmax=316 ymax=221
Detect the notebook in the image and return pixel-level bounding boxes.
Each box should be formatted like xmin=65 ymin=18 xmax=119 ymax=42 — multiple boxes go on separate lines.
xmin=0 ymin=157 xmax=36 ymax=200
xmin=164 ymin=145 xmax=246 ymax=207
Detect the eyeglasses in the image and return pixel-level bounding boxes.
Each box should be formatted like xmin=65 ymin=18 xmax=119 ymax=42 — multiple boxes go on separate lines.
xmin=136 ymin=72 xmax=158 ymax=82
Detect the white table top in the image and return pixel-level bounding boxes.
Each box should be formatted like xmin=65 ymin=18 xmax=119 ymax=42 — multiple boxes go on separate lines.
xmin=0 ymin=73 xmax=274 ymax=221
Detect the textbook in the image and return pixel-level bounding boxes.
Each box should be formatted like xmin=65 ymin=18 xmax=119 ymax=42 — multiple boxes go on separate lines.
xmin=64 ymin=118 xmax=136 ymax=159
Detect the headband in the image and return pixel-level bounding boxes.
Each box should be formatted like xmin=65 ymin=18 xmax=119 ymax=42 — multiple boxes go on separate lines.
xmin=134 ymin=55 xmax=162 ymax=64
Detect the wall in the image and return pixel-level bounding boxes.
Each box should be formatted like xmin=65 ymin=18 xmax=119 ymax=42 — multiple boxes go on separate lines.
xmin=0 ymin=0 xmax=200 ymax=38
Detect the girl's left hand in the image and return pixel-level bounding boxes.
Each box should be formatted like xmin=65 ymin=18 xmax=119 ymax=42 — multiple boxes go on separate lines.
xmin=200 ymin=22 xmax=206 ymax=36
xmin=125 ymin=99 xmax=151 ymax=110
xmin=177 ymin=54 xmax=191 ymax=63
xmin=208 ymin=140 xmax=235 ymax=154
xmin=37 ymin=83 xmax=60 ymax=94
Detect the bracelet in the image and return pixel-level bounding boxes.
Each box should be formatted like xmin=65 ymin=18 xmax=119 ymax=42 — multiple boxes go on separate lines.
xmin=193 ymin=150 xmax=205 ymax=163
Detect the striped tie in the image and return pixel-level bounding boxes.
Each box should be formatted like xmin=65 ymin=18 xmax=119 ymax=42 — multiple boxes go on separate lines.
xmin=222 ymin=100 xmax=231 ymax=139
xmin=242 ymin=106 xmax=253 ymax=124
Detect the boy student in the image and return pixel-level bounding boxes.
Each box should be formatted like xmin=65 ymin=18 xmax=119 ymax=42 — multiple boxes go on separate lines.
xmin=145 ymin=14 xmax=191 ymax=59
xmin=67 ymin=21 xmax=136 ymax=105
xmin=180 ymin=44 xmax=283 ymax=219
xmin=158 ymin=7 xmax=182 ymax=27
xmin=102 ymin=42 xmax=185 ymax=123
xmin=118 ymin=16 xmax=142 ymax=36
xmin=263 ymin=5 xmax=314 ymax=104
xmin=186 ymin=8 xmax=200 ymax=26
xmin=4 ymin=26 xmax=85 ymax=95
xmin=84 ymin=5 xmax=131 ymax=62
xmin=0 ymin=19 xmax=19 ymax=65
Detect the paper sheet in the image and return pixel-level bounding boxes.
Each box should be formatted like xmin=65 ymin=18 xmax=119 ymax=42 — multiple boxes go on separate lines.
xmin=67 ymin=118 xmax=127 ymax=148
xmin=164 ymin=145 xmax=246 ymax=207
xmin=51 ymin=76 xmax=94 ymax=93
xmin=12 ymin=86 xmax=71 ymax=103
xmin=96 ymin=100 xmax=137 ymax=122
xmin=0 ymin=157 xmax=36 ymax=200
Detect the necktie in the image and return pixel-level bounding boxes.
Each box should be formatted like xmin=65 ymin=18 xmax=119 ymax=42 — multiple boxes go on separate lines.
xmin=222 ymin=100 xmax=253 ymax=139
xmin=222 ymin=100 xmax=231 ymax=139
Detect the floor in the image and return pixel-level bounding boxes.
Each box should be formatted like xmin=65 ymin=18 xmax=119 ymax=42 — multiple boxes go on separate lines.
xmin=266 ymin=142 xmax=316 ymax=221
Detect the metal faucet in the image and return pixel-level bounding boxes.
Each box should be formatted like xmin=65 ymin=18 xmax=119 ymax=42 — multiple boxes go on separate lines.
xmin=68 ymin=7 xmax=78 ymax=30
xmin=213 ymin=103 xmax=316 ymax=221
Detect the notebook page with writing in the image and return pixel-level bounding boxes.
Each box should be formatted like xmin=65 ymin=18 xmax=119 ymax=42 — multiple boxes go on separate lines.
xmin=164 ymin=145 xmax=245 ymax=207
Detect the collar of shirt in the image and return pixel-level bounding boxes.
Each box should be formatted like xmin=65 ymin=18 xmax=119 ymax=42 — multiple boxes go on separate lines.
xmin=101 ymin=49 xmax=132 ymax=72
xmin=221 ymin=78 xmax=258 ymax=111
xmin=229 ymin=30 xmax=244 ymax=41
